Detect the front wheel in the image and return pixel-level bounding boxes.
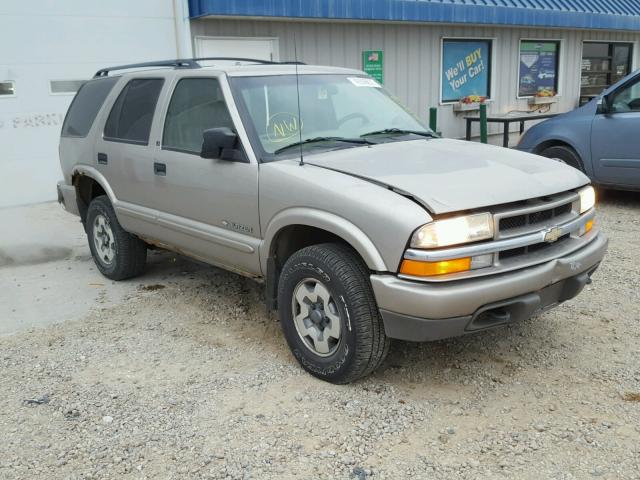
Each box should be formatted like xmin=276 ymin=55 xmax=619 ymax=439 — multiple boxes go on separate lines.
xmin=277 ymin=243 xmax=390 ymax=384
xmin=541 ymin=145 xmax=585 ymax=172
xmin=86 ymin=195 xmax=147 ymax=280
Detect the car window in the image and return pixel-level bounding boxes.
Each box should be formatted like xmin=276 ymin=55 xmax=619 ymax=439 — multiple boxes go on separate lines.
xmin=61 ymin=77 xmax=118 ymax=137
xmin=162 ymin=78 xmax=234 ymax=154
xmin=104 ymin=78 xmax=164 ymax=144
xmin=610 ymin=77 xmax=640 ymax=113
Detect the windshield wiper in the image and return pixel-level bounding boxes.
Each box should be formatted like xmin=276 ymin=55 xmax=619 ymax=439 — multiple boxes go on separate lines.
xmin=273 ymin=136 xmax=373 ymax=155
xmin=360 ymin=128 xmax=437 ymax=138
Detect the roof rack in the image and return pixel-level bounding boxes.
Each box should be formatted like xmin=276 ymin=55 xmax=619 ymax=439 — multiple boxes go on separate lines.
xmin=93 ymin=57 xmax=306 ymax=78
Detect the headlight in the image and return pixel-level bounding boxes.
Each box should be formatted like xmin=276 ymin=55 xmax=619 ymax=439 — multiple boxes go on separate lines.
xmin=579 ymin=186 xmax=596 ymax=214
xmin=410 ymin=212 xmax=494 ymax=249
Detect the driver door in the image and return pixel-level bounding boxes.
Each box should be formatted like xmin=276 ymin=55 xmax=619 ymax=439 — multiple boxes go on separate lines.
xmin=591 ymin=74 xmax=640 ymax=186
xmin=151 ymin=76 xmax=261 ymax=276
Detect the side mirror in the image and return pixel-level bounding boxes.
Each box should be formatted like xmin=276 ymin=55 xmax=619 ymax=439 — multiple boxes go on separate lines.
xmin=201 ymin=127 xmax=247 ymax=162
xmin=596 ymin=94 xmax=610 ymax=115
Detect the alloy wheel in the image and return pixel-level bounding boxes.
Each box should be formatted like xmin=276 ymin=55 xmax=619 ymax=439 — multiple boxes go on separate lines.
xmin=291 ymin=278 xmax=342 ymax=357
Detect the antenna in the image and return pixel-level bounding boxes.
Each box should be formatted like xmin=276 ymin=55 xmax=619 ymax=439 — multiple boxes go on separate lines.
xmin=293 ymin=33 xmax=304 ymax=166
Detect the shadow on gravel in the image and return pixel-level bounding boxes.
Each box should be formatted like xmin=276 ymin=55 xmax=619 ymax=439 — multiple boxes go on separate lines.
xmin=130 ymin=244 xmax=560 ymax=384
xmin=598 ymin=188 xmax=640 ymax=207
xmin=383 ymin=323 xmax=531 ymax=374
xmin=118 ymin=216 xmax=614 ymax=389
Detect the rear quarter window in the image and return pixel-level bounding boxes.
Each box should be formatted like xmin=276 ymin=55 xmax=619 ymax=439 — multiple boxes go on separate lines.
xmin=103 ymin=78 xmax=164 ymax=145
xmin=61 ymin=77 xmax=118 ymax=138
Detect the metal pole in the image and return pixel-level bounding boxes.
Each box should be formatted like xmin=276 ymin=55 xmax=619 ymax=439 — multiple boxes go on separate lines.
xmin=429 ymin=107 xmax=437 ymax=133
xmin=479 ymin=103 xmax=488 ymax=144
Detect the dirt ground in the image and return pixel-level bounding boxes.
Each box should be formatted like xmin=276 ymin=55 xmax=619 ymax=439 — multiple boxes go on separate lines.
xmin=1 ymin=191 xmax=639 ymax=479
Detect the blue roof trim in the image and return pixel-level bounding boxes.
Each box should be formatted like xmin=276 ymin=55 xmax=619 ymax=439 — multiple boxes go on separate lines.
xmin=188 ymin=0 xmax=640 ymax=31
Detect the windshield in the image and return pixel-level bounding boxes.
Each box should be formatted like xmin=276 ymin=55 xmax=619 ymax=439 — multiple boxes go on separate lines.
xmin=230 ymin=74 xmax=431 ymax=160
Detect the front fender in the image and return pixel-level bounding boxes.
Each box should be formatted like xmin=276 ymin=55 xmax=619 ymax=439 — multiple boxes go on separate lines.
xmin=537 ymin=133 xmax=594 ymax=177
xmin=261 ymin=207 xmax=388 ymax=273
xmin=519 ymin=112 xmax=594 ymax=177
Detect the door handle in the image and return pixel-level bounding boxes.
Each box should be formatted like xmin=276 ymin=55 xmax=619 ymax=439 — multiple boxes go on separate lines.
xmin=97 ymin=152 xmax=108 ymax=165
xmin=154 ymin=162 xmax=166 ymax=176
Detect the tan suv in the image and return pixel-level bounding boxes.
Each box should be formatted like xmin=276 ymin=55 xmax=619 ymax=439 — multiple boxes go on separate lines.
xmin=57 ymin=58 xmax=607 ymax=383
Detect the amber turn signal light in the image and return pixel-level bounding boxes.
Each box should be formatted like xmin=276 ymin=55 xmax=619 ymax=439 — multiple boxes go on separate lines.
xmin=585 ymin=219 xmax=594 ymax=234
xmin=400 ymin=257 xmax=471 ymax=277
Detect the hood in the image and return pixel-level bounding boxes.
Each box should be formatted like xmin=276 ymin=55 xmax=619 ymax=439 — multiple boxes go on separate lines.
xmin=304 ymin=138 xmax=589 ymax=214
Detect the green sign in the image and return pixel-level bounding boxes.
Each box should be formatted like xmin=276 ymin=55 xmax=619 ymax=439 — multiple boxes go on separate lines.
xmin=362 ymin=50 xmax=384 ymax=84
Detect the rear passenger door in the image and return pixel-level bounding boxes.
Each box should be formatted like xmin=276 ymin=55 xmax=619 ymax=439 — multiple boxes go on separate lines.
xmin=94 ymin=77 xmax=165 ymax=216
xmin=152 ymin=76 xmax=260 ymax=275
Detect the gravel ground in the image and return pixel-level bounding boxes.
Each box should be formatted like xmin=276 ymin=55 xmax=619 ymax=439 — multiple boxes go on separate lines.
xmin=1 ymin=190 xmax=639 ymax=480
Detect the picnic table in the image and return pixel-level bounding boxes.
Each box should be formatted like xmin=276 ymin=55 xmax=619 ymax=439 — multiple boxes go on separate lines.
xmin=465 ymin=112 xmax=559 ymax=148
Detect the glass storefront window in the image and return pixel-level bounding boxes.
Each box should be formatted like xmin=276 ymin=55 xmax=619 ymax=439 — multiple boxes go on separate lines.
xmin=518 ymin=40 xmax=560 ymax=97
xmin=441 ymin=39 xmax=492 ymax=103
xmin=580 ymin=42 xmax=633 ymax=104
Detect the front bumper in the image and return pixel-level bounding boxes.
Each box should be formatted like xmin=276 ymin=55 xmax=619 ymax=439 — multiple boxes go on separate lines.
xmin=57 ymin=181 xmax=79 ymax=216
xmin=371 ymin=233 xmax=608 ymax=341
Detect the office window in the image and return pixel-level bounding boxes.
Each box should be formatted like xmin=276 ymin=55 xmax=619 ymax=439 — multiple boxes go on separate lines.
xmin=580 ymin=42 xmax=633 ymax=103
xmin=61 ymin=77 xmax=118 ymax=137
xmin=0 ymin=81 xmax=16 ymax=96
xmin=50 ymin=80 xmax=86 ymax=95
xmin=519 ymin=41 xmax=560 ymax=97
xmin=441 ymin=39 xmax=492 ymax=103
xmin=163 ymin=78 xmax=233 ymax=154
xmin=104 ymin=78 xmax=164 ymax=145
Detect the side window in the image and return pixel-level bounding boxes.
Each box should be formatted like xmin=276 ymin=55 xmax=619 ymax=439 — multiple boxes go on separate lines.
xmin=61 ymin=77 xmax=118 ymax=137
xmin=104 ymin=78 xmax=164 ymax=144
xmin=610 ymin=77 xmax=640 ymax=113
xmin=162 ymin=78 xmax=234 ymax=154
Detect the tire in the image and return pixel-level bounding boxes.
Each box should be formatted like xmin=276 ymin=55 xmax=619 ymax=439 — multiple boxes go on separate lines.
xmin=277 ymin=243 xmax=390 ymax=384
xmin=541 ymin=145 xmax=585 ymax=172
xmin=85 ymin=195 xmax=147 ymax=280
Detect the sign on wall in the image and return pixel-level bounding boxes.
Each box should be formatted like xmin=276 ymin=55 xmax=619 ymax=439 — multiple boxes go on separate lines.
xmin=362 ymin=50 xmax=384 ymax=84
xmin=519 ymin=41 xmax=559 ymax=97
xmin=441 ymin=39 xmax=491 ymax=103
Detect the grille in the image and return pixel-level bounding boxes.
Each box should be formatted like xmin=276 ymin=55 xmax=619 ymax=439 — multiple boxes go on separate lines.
xmin=499 ymin=202 xmax=572 ymax=233
xmin=499 ymin=234 xmax=570 ymax=261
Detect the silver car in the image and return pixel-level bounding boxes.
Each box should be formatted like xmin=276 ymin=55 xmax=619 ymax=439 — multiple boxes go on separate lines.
xmin=57 ymin=58 xmax=607 ymax=383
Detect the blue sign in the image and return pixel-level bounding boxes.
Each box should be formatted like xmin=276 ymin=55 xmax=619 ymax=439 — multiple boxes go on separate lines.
xmin=441 ymin=40 xmax=491 ymax=102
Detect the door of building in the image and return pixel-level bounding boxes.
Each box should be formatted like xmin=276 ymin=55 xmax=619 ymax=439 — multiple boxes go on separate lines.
xmin=580 ymin=42 xmax=633 ymax=105
xmin=194 ymin=37 xmax=279 ymax=62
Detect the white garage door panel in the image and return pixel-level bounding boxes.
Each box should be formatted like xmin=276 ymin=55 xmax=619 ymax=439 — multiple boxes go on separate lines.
xmin=195 ymin=37 xmax=279 ymax=61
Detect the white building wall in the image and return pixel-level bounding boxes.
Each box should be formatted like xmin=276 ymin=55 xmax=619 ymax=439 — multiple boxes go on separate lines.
xmin=0 ymin=1 xmax=181 ymax=207
xmin=191 ymin=18 xmax=640 ymax=138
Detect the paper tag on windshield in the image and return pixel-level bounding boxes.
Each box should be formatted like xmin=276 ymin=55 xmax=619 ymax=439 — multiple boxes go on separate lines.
xmin=348 ymin=77 xmax=381 ymax=88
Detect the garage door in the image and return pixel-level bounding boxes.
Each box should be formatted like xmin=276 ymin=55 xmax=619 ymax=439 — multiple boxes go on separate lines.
xmin=194 ymin=37 xmax=279 ymax=62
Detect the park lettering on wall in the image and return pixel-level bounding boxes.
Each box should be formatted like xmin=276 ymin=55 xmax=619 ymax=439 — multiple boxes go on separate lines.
xmin=362 ymin=50 xmax=384 ymax=84
xmin=441 ymin=39 xmax=492 ymax=103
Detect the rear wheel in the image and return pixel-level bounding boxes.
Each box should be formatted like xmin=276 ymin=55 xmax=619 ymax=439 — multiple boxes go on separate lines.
xmin=86 ymin=195 xmax=147 ymax=280
xmin=277 ymin=243 xmax=390 ymax=384
xmin=541 ymin=145 xmax=584 ymax=172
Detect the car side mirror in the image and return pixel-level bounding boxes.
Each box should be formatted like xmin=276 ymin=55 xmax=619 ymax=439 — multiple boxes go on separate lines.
xmin=596 ymin=94 xmax=610 ymax=115
xmin=201 ymin=127 xmax=248 ymax=162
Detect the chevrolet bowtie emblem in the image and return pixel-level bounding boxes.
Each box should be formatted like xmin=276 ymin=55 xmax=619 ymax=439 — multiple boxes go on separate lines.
xmin=543 ymin=226 xmax=562 ymax=243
